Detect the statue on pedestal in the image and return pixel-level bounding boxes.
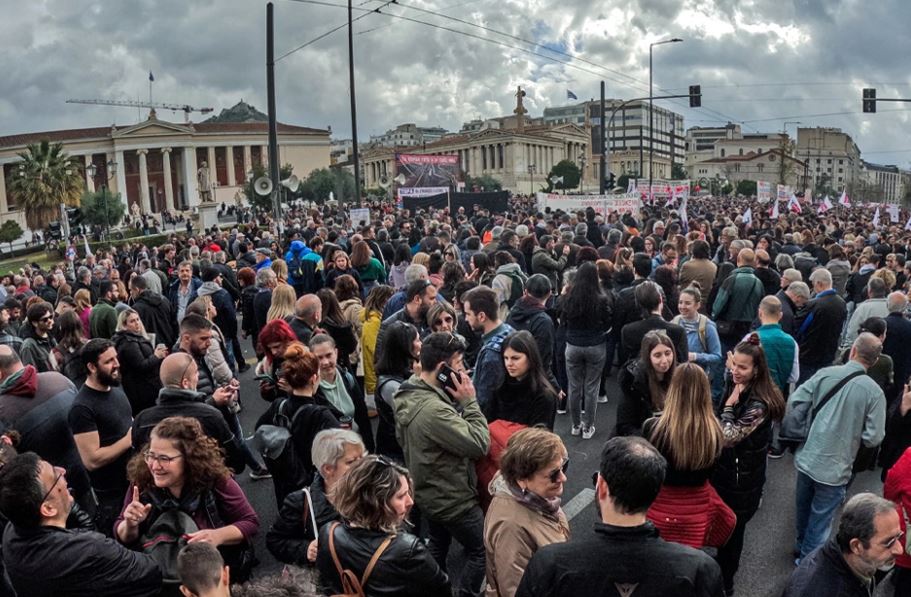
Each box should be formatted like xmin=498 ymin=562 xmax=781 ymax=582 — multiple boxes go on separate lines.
xmin=197 ymin=161 xmax=213 ymax=203
xmin=514 ymin=86 xmax=528 ymax=132
xmin=130 ymin=201 xmax=141 ymax=219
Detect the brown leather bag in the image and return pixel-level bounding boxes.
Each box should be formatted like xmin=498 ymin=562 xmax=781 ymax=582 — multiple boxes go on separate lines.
xmin=328 ymin=522 xmax=394 ymax=597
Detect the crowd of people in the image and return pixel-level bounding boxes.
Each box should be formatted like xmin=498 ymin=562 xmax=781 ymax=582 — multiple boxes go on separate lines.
xmin=0 ymin=192 xmax=909 ymax=596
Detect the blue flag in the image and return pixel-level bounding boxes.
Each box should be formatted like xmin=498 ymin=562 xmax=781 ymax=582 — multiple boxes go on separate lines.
xmin=566 ymin=89 xmax=578 ymax=100
xmin=149 ymin=71 xmax=154 ymax=82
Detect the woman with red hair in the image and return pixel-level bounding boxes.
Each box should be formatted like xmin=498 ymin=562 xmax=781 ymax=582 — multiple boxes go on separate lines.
xmin=256 ymin=319 xmax=298 ymax=402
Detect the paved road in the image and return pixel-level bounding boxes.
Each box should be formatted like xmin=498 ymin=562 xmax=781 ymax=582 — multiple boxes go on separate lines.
xmin=231 ymin=339 xmax=885 ymax=596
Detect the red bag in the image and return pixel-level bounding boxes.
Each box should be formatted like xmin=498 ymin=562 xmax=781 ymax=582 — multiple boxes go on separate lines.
xmin=475 ymin=420 xmax=526 ymax=512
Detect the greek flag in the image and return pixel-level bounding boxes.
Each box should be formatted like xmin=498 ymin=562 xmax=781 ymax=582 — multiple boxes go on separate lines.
xmin=566 ymin=90 xmax=578 ymax=100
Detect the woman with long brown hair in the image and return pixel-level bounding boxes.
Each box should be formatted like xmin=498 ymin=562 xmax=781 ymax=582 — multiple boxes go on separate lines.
xmin=643 ymin=363 xmax=734 ymax=550
xmin=615 ymin=330 xmax=677 ymax=436
xmin=350 ymin=240 xmax=386 ymax=297
xmin=115 ymin=417 xmax=259 ymax=581
xmin=712 ymin=334 xmax=786 ymax=595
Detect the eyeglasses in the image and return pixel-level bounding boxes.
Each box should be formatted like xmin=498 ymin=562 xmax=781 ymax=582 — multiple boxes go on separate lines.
xmin=179 ymin=355 xmax=195 ymax=383
xmin=547 ymin=458 xmax=570 ymax=484
xmin=41 ymin=469 xmax=65 ymax=504
xmin=883 ymin=531 xmax=905 ymax=549
xmin=143 ymin=451 xmax=184 ymax=466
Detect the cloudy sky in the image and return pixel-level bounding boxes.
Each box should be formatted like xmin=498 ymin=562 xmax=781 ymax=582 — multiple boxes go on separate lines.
xmin=3 ymin=0 xmax=911 ymax=167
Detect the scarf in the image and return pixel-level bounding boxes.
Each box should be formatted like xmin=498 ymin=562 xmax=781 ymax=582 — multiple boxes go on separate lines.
xmin=501 ymin=475 xmax=562 ymax=519
xmin=0 ymin=365 xmax=38 ymax=397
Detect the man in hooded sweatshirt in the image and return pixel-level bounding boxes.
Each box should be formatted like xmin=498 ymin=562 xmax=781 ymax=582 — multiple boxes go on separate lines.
xmin=507 ymin=274 xmax=559 ymax=391
xmin=284 ymin=238 xmax=324 ymax=296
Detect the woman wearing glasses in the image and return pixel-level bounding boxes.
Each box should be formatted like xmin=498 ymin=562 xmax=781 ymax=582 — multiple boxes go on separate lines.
xmin=114 ymin=416 xmax=260 ymax=580
xmin=316 ymin=455 xmax=450 ymax=596
xmin=484 ymin=428 xmax=570 ymax=597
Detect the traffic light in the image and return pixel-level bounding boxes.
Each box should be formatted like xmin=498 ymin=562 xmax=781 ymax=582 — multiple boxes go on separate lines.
xmin=689 ymin=85 xmax=701 ymax=108
xmin=863 ymin=88 xmax=876 ymax=113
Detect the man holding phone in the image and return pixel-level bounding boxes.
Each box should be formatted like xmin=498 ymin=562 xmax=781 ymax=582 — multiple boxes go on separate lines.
xmin=395 ymin=332 xmax=491 ymax=597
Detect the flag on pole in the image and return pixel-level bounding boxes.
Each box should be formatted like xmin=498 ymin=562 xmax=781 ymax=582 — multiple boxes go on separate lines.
xmin=742 ymin=207 xmax=753 ymax=227
xmin=83 ymin=234 xmax=92 ymax=257
xmin=679 ymin=196 xmax=689 ymax=233
xmin=788 ymin=194 xmax=802 ymax=214
xmin=873 ymin=206 xmax=881 ymax=228
xmin=839 ymin=190 xmax=850 ymax=207
xmin=566 ymin=90 xmax=578 ymax=100
xmin=770 ymin=199 xmax=780 ymax=219
xmin=149 ymin=71 xmax=154 ymax=82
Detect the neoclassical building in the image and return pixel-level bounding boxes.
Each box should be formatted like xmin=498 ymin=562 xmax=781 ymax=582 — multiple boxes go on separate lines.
xmin=0 ymin=111 xmax=330 ymax=230
xmin=361 ymin=122 xmax=593 ymax=194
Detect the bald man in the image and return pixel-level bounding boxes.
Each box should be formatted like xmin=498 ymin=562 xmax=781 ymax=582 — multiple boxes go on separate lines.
xmin=131 ymin=353 xmax=245 ymax=473
xmin=288 ymin=294 xmax=322 ymax=345
xmin=712 ymin=248 xmax=765 ymax=354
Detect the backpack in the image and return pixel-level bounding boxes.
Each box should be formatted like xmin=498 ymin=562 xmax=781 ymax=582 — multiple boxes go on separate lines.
xmin=503 ymin=269 xmax=528 ymax=309
xmin=141 ymin=507 xmax=199 ymax=586
xmin=287 ymin=253 xmax=305 ymax=281
xmin=253 ymin=399 xmax=313 ymax=497
xmin=327 ymin=522 xmax=393 ymax=597
xmin=672 ymin=314 xmax=707 ymax=350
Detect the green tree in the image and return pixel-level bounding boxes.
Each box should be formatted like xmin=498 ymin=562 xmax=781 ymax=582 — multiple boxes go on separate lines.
xmin=0 ymin=220 xmax=23 ymax=254
xmin=299 ymin=168 xmax=357 ymax=205
xmin=7 ymin=140 xmax=85 ymax=231
xmin=465 ymin=174 xmax=503 ymax=192
xmin=244 ymin=163 xmax=295 ymax=211
xmin=721 ymin=182 xmax=734 ymax=196
xmin=546 ymin=160 xmax=581 ymax=192
xmin=736 ymin=180 xmax=757 ymax=196
xmin=79 ymin=189 xmax=126 ymax=230
xmin=616 ymin=174 xmax=632 ymax=192
xmin=671 ymin=163 xmax=688 ymax=180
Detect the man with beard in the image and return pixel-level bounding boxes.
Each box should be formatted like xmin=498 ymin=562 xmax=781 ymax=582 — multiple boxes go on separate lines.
xmin=783 ymin=493 xmax=903 ymax=597
xmin=68 ymin=338 xmax=133 ymax=536
xmin=374 ymin=279 xmax=436 ymax=366
xmin=463 ymin=285 xmax=514 ymax=409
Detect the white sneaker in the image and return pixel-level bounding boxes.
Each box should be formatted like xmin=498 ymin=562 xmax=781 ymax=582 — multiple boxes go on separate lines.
xmin=556 ymin=407 xmax=567 ymax=414
xmin=570 ymin=425 xmax=582 ymax=436
xmin=597 ymin=395 xmax=608 ymax=404
xmin=582 ymin=426 xmax=596 ymax=440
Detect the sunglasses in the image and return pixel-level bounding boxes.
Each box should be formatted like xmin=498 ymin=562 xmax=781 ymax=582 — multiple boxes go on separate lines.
xmin=548 ymin=457 xmax=570 ymax=483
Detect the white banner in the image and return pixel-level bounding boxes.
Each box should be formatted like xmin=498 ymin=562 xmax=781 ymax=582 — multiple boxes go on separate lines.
xmin=349 ymin=208 xmax=371 ymax=225
xmin=396 ymin=186 xmax=449 ymax=199
xmin=776 ymin=184 xmax=790 ymax=202
xmin=536 ymin=192 xmax=641 ymax=215
xmin=757 ymin=181 xmax=771 ymax=203
xmin=633 ymin=179 xmax=689 ymax=200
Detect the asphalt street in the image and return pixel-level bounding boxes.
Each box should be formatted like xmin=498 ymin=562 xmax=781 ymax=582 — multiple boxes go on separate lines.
xmin=232 ymin=337 xmax=886 ymax=596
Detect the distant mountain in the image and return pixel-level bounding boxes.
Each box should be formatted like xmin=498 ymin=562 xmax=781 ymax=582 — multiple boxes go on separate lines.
xmin=203 ymin=101 xmax=268 ymax=123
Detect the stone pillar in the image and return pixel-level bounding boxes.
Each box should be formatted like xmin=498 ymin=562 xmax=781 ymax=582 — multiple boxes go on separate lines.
xmin=114 ymin=150 xmax=127 ymax=208
xmin=207 ymin=146 xmax=217 ymax=185
xmin=0 ymin=166 xmax=7 ymax=213
xmin=137 ymin=149 xmax=151 ymax=213
xmin=243 ymin=145 xmax=252 ymax=177
xmin=261 ymin=145 xmax=269 ymax=167
xmin=162 ymin=148 xmax=175 ymax=210
xmin=183 ymin=147 xmax=199 ymax=207
xmin=226 ymin=146 xmax=236 ymax=186
xmin=84 ymin=155 xmax=95 ymax=193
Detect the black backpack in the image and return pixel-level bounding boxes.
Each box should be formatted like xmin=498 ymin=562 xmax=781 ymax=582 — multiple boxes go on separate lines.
xmin=287 ymin=253 xmax=305 ymax=280
xmin=141 ymin=507 xmax=199 ymax=586
xmin=254 ymin=399 xmax=313 ymax=501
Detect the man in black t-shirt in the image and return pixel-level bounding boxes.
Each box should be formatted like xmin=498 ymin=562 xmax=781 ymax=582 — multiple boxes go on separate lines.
xmin=69 ymin=338 xmax=133 ymax=537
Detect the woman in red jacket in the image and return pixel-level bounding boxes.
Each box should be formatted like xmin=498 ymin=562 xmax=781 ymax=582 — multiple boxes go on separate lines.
xmin=644 ymin=362 xmax=736 ymax=550
xmin=883 ymin=444 xmax=911 ymax=595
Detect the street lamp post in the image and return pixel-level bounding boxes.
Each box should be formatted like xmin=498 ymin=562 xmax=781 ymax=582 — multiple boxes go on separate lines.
xmin=578 ymin=154 xmax=587 ymax=194
xmin=649 ymin=37 xmax=683 ymax=202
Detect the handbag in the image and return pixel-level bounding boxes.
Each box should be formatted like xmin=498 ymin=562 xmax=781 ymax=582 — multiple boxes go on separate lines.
xmin=779 ymin=370 xmax=865 ymax=445
xmin=328 ymin=522 xmax=393 ymax=597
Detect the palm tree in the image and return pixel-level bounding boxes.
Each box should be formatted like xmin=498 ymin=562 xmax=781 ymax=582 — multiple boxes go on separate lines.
xmin=7 ymin=140 xmax=85 ymax=231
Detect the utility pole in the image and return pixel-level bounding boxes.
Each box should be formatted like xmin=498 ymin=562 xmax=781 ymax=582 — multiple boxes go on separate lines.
xmin=348 ymin=0 xmax=361 ymax=206
xmin=266 ymin=3 xmax=282 ymax=233
xmin=599 ymin=81 xmax=607 ymax=194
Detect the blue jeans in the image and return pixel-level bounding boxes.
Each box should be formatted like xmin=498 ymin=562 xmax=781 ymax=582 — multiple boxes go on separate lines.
xmin=795 ymin=470 xmax=847 ymax=559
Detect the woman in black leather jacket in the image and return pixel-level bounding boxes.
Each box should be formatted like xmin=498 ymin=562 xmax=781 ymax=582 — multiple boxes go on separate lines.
xmin=266 ymin=428 xmax=365 ymax=565
xmin=373 ymin=321 xmax=420 ymax=461
xmin=712 ymin=334 xmax=785 ymax=596
xmin=316 ymin=455 xmax=450 ymax=596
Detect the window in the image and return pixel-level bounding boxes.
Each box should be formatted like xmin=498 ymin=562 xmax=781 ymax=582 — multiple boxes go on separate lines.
xmin=739 ymin=148 xmax=744 ymax=155
xmin=839 ymin=159 xmax=843 ymax=165
xmin=720 ymin=149 xmax=726 ymax=157
xmin=838 ymin=168 xmax=843 ymax=173
xmin=757 ymin=163 xmax=765 ymax=173
xmin=827 ymin=159 xmax=832 ymax=164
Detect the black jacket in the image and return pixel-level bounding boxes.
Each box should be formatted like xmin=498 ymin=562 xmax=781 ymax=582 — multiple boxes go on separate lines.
xmin=794 ymin=290 xmax=847 ymax=367
xmin=132 ymin=387 xmax=246 ymax=474
xmin=620 ymin=315 xmax=689 ymax=366
xmin=240 ymin=285 xmax=258 ymax=338
xmin=712 ymin=387 xmax=772 ymax=515
xmin=485 ymin=374 xmax=556 ymax=430
xmin=885 ymin=312 xmax=911 ymax=400
xmin=845 ymin=269 xmax=874 ymax=305
xmin=506 ymin=297 xmax=558 ymax=387
xmin=316 ymin=523 xmax=450 ymax=597
xmin=516 ymin=522 xmax=723 ymax=597
xmin=782 ymin=540 xmax=874 ymax=597
xmin=2 ymin=524 xmax=161 ymax=597
xmin=112 ymin=330 xmax=163 ymax=415
xmin=616 ymin=359 xmax=661 ymax=437
xmin=253 ymin=288 xmax=273 ymax=343
xmin=212 ymin=262 xmax=241 ymax=302
xmin=374 ymin=375 xmax=405 ymax=460
xmin=132 ymin=289 xmax=176 ymax=348
xmin=775 ymin=289 xmax=798 ymax=335
xmin=266 ymin=474 xmax=339 ymax=564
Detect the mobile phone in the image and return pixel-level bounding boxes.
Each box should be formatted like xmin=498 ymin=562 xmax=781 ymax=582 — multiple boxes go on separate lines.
xmin=437 ymin=364 xmax=462 ymax=394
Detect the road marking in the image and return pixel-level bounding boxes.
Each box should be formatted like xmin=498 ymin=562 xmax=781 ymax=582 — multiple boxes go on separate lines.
xmin=563 ymin=488 xmax=595 ymax=521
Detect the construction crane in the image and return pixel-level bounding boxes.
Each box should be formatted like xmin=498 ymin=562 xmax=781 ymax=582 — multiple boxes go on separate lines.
xmin=65 ymin=98 xmax=214 ymax=122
